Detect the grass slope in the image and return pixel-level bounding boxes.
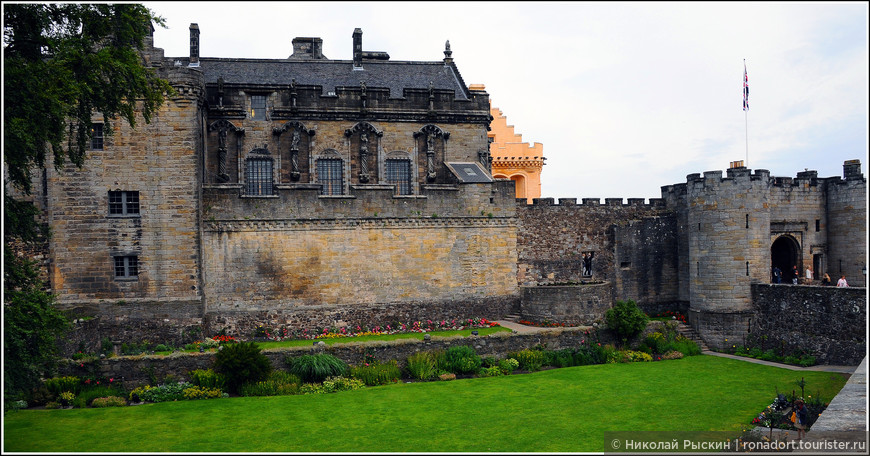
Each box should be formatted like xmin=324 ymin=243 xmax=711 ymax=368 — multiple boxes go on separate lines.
xmin=2 ymin=356 xmax=848 ymax=452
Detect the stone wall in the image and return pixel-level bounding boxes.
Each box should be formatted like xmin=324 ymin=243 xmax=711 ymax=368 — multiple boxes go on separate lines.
xmin=750 ymin=284 xmax=866 ymax=365
xmin=57 ymin=327 xmax=619 ymax=389
xmin=520 ymin=283 xmax=612 ymax=325
xmin=515 ymin=197 xmax=676 ymax=310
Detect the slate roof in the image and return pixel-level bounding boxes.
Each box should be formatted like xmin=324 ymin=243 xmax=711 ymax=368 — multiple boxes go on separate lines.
xmin=199 ymin=58 xmax=469 ymax=100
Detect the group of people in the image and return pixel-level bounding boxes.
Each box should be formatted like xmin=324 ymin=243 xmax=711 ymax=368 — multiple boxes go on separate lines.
xmin=772 ymin=265 xmax=848 ymax=287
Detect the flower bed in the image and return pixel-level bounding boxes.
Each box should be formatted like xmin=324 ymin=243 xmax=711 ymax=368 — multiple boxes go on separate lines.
xmin=250 ymin=317 xmax=500 ymax=342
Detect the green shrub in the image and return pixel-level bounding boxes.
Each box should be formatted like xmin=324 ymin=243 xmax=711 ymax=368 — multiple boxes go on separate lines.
xmin=138 ymin=383 xmax=188 ymax=403
xmin=605 ymin=299 xmax=649 ymax=344
xmin=498 ymin=358 xmax=519 ymax=374
xmin=759 ymin=350 xmax=778 ymax=362
xmin=436 ymin=345 xmax=482 ymax=375
xmin=213 ymin=342 xmax=273 ymax=394
xmin=153 ymin=344 xmax=171 ymax=352
xmin=181 ymin=385 xmax=223 ymax=400
xmin=481 ymin=356 xmax=499 ymax=368
xmin=671 ymin=338 xmax=701 ymax=356
xmin=350 ymin=359 xmax=401 ymax=386
xmin=299 ymin=376 xmax=365 ymax=394
xmin=547 ymin=349 xmax=578 ymax=368
xmin=188 ymin=368 xmax=227 ymax=391
xmin=57 ymin=391 xmax=75 ymax=407
xmin=239 ymin=372 xmax=300 ymax=397
xmin=285 ymin=353 xmax=347 ymax=384
xmin=128 ymin=385 xmax=152 ymax=402
xmin=406 ymin=351 xmax=438 ymax=380
xmin=43 ymin=376 xmax=81 ymax=396
xmin=575 ymin=344 xmax=607 ymax=366
xmin=799 ymin=355 xmax=817 ymax=367
xmin=73 ymin=385 xmax=125 ymax=408
xmin=509 ymin=348 xmax=546 ymax=371
xmin=603 ymin=345 xmax=621 ymax=364
xmin=90 ymin=396 xmax=127 ymax=407
xmin=479 ymin=366 xmax=503 ymax=377
xmin=616 ymin=350 xmax=653 ymax=363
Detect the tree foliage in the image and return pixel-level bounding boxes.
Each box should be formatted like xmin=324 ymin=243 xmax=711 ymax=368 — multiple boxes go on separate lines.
xmin=605 ymin=299 xmax=650 ymax=344
xmin=3 ymin=3 xmax=173 ymax=405
xmin=3 ymin=3 xmax=174 ymax=193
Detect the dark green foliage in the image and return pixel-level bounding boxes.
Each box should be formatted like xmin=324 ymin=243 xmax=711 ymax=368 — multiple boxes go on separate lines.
xmin=72 ymin=385 xmax=125 ymax=408
xmin=508 ymin=348 xmax=546 ymax=371
xmin=3 ymin=248 xmax=70 ymax=404
xmin=285 ymin=353 xmax=348 ymax=384
xmin=3 ymin=3 xmax=174 ymax=193
xmin=213 ymin=342 xmax=273 ymax=394
xmin=405 ymin=351 xmax=438 ymax=380
xmin=605 ymin=299 xmax=649 ymax=343
xmin=238 ymin=371 xmax=301 ymax=397
xmin=188 ymin=369 xmax=227 ymax=391
xmin=350 ymin=359 xmax=401 ymax=386
xmin=438 ymin=345 xmax=482 ymax=374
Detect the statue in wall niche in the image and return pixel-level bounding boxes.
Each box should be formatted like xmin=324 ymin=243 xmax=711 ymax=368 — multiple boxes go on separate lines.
xmin=359 ymin=131 xmax=370 ymax=182
xmin=425 ymin=132 xmax=437 ymax=182
xmin=217 ymin=77 xmax=225 ymax=107
xmin=289 ymin=130 xmax=301 ymax=181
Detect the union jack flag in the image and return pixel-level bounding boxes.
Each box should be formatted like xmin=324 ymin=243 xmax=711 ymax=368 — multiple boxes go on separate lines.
xmin=743 ymin=62 xmax=749 ymax=111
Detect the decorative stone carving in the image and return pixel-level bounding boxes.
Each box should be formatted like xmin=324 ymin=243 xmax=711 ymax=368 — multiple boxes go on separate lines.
xmin=344 ymin=122 xmax=383 ymax=184
xmin=414 ymin=125 xmax=449 ymax=183
xmin=208 ymin=119 xmax=245 ymax=182
xmin=273 ymin=121 xmax=315 ymax=182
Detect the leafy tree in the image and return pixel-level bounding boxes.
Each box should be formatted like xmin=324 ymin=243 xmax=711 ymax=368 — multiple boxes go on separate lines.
xmin=3 ymin=3 xmax=174 ymax=193
xmin=214 ymin=342 xmax=273 ymax=394
xmin=605 ymin=299 xmax=650 ymax=345
xmin=3 ymin=3 xmax=173 ymax=405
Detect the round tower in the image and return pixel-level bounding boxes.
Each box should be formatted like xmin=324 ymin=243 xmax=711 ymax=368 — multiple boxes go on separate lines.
xmin=685 ymin=166 xmax=771 ymax=350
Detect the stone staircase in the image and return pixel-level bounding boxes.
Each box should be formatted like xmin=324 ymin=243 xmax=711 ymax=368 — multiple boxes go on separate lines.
xmin=675 ymin=322 xmax=711 ymax=352
xmin=502 ymin=313 xmax=521 ymax=323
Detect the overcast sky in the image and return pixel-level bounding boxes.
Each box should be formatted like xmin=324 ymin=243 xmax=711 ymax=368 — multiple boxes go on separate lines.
xmin=143 ymin=1 xmax=868 ymax=201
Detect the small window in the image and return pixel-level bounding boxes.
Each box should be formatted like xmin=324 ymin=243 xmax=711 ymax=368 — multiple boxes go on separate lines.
xmin=815 ymin=219 xmax=820 ymax=232
xmin=91 ymin=123 xmax=104 ymax=150
xmin=108 ymin=191 xmax=140 ymax=216
xmin=114 ymin=255 xmax=139 ymax=279
xmin=250 ymin=95 xmax=266 ymax=120
xmin=317 ymin=158 xmax=344 ymax=195
xmin=386 ymin=159 xmax=412 ymax=195
xmin=245 ymin=158 xmax=273 ymax=196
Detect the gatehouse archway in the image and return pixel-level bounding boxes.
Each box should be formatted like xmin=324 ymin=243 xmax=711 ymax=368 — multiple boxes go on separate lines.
xmin=771 ymin=235 xmax=800 ymax=282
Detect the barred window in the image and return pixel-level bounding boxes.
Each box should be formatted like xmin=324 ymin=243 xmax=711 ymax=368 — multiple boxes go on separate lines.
xmin=114 ymin=255 xmax=139 ymax=279
xmin=317 ymin=158 xmax=343 ymax=195
xmin=250 ymin=95 xmax=266 ymax=120
xmin=91 ymin=123 xmax=104 ymax=150
xmin=386 ymin=159 xmax=412 ymax=195
xmin=108 ymin=191 xmax=140 ymax=216
xmin=245 ymin=158 xmax=273 ymax=196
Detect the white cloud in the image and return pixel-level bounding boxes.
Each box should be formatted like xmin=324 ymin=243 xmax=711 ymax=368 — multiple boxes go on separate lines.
xmin=143 ymin=1 xmax=868 ymax=200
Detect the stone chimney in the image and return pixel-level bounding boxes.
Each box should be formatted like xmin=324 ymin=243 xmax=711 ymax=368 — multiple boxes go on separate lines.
xmin=189 ymin=23 xmax=200 ymax=67
xmin=843 ymin=159 xmax=863 ymax=179
xmin=289 ymin=37 xmax=326 ymax=60
xmin=353 ymin=28 xmax=362 ymax=68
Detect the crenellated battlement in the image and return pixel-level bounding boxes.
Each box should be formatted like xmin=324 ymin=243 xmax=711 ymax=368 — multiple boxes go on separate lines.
xmin=525 ymin=196 xmax=667 ymax=209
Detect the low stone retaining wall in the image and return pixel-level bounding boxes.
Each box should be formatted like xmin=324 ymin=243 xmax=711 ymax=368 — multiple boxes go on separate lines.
xmin=750 ymin=284 xmax=866 ymax=365
xmin=57 ymin=326 xmax=617 ymax=389
xmin=520 ymin=283 xmax=612 ymax=325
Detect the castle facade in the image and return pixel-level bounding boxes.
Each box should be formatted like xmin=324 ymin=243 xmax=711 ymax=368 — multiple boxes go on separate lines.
xmin=20 ymin=25 xmax=866 ymax=351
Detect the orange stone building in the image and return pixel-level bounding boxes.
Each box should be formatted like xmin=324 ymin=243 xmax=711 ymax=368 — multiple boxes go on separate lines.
xmin=473 ymin=86 xmax=545 ymax=203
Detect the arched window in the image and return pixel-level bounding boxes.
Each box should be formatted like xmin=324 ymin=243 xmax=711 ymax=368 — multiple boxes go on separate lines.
xmin=317 ymin=158 xmax=344 ymax=195
xmin=245 ymin=157 xmax=273 ymax=196
xmin=386 ymin=158 xmax=412 ymax=195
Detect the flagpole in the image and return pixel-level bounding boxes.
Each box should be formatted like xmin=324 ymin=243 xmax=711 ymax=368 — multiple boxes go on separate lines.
xmin=743 ymin=59 xmax=749 ymax=167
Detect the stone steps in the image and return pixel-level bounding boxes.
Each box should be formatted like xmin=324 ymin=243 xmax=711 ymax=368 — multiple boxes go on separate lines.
xmin=502 ymin=314 xmax=521 ymax=322
xmin=676 ymin=322 xmax=711 ymax=352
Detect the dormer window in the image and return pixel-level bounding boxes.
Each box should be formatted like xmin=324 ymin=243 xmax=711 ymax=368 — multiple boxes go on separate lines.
xmin=250 ymin=95 xmax=266 ymax=120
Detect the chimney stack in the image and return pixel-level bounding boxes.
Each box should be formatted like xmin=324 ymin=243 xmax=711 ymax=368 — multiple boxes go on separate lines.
xmin=352 ymin=28 xmax=362 ymax=69
xmin=189 ymin=23 xmax=200 ymax=67
xmin=843 ymin=159 xmax=862 ymax=180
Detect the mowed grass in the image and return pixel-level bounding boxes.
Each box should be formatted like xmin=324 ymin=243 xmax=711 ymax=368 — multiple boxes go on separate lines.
xmin=3 ymin=356 xmax=848 ymax=453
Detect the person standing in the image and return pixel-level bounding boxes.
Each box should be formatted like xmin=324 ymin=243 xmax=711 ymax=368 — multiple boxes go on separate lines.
xmin=821 ymin=273 xmax=832 ymax=286
xmin=772 ymin=266 xmax=782 ymax=284
xmin=837 ymin=275 xmax=849 ymax=287
xmin=805 ymin=266 xmax=813 ymax=284
xmin=794 ymin=399 xmax=808 ymax=440
xmin=791 ymin=265 xmax=800 ymax=285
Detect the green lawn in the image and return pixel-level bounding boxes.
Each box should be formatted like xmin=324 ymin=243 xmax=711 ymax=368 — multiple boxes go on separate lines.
xmin=3 ymin=355 xmax=848 ymax=453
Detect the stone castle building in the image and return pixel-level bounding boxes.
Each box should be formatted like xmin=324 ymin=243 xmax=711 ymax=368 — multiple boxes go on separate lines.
xmin=476 ymin=93 xmax=545 ymax=204
xmin=16 ymin=25 xmax=866 ymax=353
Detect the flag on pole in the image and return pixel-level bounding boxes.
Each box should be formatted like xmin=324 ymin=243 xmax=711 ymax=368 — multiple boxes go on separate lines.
xmin=743 ymin=61 xmax=749 ymax=111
